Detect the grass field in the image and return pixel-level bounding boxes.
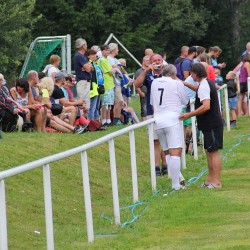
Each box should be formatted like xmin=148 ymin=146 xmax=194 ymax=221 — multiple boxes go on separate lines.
xmin=0 ymin=97 xmax=250 ymax=250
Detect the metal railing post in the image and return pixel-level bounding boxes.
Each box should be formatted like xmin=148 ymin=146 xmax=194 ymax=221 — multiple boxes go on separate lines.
xmin=0 ymin=180 xmax=8 ymax=250
xmin=181 ymin=121 xmax=186 ymax=169
xmin=129 ymin=130 xmax=139 ymax=203
xmin=66 ymin=34 xmax=71 ymax=74
xmin=43 ymin=164 xmax=54 ymax=250
xmin=148 ymin=123 xmax=156 ymax=191
xmin=190 ymin=100 xmax=198 ymax=160
xmin=223 ymin=85 xmax=230 ymax=132
xmin=108 ymin=139 xmax=120 ymax=225
xmin=80 ymin=151 xmax=94 ymax=243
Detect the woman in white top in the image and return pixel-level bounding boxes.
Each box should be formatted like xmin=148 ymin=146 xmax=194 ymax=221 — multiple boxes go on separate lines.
xmin=43 ymin=54 xmax=61 ymax=80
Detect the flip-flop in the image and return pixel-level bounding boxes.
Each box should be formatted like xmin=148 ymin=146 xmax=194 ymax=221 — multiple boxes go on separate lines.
xmin=206 ymin=184 xmax=222 ymax=189
xmin=200 ymin=182 xmax=209 ymax=187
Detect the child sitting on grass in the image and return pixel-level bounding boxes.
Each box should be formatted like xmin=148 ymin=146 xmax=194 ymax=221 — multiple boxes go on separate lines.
xmin=225 ymin=71 xmax=239 ymax=127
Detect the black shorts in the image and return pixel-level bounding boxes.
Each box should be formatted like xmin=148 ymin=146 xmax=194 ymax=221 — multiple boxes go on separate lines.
xmin=203 ymin=126 xmax=223 ymax=152
xmin=240 ymin=82 xmax=248 ymax=93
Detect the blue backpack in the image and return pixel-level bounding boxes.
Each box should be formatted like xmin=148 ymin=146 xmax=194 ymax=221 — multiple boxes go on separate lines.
xmin=174 ymin=58 xmax=185 ymax=80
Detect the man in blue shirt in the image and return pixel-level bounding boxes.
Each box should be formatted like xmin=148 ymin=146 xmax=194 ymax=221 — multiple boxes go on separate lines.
xmin=181 ymin=46 xmax=197 ymax=80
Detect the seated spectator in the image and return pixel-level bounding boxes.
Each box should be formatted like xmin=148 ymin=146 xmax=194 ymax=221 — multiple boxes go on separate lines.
xmin=65 ymin=75 xmax=76 ymax=102
xmin=118 ymin=58 xmax=134 ymax=105
xmin=0 ymin=74 xmax=21 ymax=132
xmin=39 ymin=77 xmax=86 ymax=134
xmin=121 ymin=101 xmax=140 ymax=124
xmin=10 ymin=78 xmax=47 ymax=132
xmin=50 ymin=72 xmax=86 ymax=126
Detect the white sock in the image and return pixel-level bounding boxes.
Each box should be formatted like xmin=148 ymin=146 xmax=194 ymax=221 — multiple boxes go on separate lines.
xmin=166 ymin=154 xmax=171 ymax=178
xmin=107 ymin=119 xmax=111 ymax=124
xmin=169 ymin=156 xmax=181 ymax=190
xmin=102 ymin=119 xmax=106 ymax=125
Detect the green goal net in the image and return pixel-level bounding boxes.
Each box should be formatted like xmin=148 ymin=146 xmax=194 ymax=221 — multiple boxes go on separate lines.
xmin=20 ymin=35 xmax=71 ymax=78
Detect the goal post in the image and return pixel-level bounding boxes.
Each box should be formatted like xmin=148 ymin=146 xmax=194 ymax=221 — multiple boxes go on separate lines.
xmin=20 ymin=34 xmax=71 ymax=78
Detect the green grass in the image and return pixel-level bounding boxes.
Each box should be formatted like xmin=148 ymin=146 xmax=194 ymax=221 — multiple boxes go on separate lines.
xmin=0 ymin=97 xmax=250 ymax=250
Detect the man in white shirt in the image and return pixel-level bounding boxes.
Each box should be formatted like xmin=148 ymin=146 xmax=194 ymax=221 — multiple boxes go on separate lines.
xmin=150 ymin=64 xmax=189 ymax=190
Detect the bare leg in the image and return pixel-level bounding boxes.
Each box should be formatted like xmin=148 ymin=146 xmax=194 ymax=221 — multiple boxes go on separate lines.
xmin=114 ymin=101 xmax=123 ymax=119
xmin=154 ymin=140 xmax=161 ymax=167
xmin=49 ymin=120 xmax=72 ymax=133
xmin=205 ymin=151 xmax=214 ymax=184
xmin=209 ymin=151 xmax=222 ymax=187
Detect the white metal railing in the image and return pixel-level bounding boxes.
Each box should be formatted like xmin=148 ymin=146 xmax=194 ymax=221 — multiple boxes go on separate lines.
xmin=1 ymin=118 xmax=175 ymax=250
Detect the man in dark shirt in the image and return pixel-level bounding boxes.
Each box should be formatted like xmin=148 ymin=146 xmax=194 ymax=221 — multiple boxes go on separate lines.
xmin=180 ymin=63 xmax=223 ymax=188
xmin=74 ymin=38 xmax=93 ymax=109
xmin=51 ymin=72 xmax=85 ymax=126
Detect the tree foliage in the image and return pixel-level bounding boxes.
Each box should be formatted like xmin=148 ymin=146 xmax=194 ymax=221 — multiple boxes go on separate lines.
xmin=0 ymin=0 xmax=249 ymax=79
xmin=0 ymin=0 xmax=37 ymax=80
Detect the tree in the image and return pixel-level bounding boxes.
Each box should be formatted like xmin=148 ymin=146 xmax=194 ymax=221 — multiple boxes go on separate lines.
xmin=0 ymin=0 xmax=37 ymax=81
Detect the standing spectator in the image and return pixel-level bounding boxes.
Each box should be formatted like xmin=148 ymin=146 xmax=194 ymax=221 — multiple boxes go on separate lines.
xmin=74 ymin=38 xmax=93 ymax=109
xmin=150 ymin=65 xmax=189 ymax=190
xmin=225 ymin=71 xmax=239 ymax=126
xmin=135 ymin=56 xmax=150 ymax=121
xmin=145 ymin=48 xmax=154 ymax=57
xmin=238 ymin=53 xmax=250 ymax=115
xmin=207 ymin=46 xmax=226 ymax=69
xmin=174 ymin=46 xmax=189 ymax=65
xmin=98 ymin=44 xmax=116 ymax=126
xmin=86 ymin=49 xmax=103 ymax=121
xmin=134 ymin=54 xmax=168 ymax=176
xmin=43 ymin=54 xmax=61 ymax=80
xmin=200 ymin=53 xmax=216 ymax=82
xmin=193 ymin=46 xmax=206 ymax=63
xmin=180 ymin=63 xmax=224 ymax=188
xmin=108 ymin=43 xmax=124 ymax=125
xmin=181 ymin=46 xmax=197 ymax=80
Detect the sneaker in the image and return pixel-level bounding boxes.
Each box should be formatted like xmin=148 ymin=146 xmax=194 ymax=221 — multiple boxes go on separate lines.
xmin=155 ymin=166 xmax=161 ymax=176
xmin=114 ymin=119 xmax=123 ymax=126
xmin=161 ymin=165 xmax=168 ymax=175
xmin=180 ymin=180 xmax=186 ymax=189
xmin=230 ymin=121 xmax=237 ymax=127
xmin=74 ymin=125 xmax=86 ymax=134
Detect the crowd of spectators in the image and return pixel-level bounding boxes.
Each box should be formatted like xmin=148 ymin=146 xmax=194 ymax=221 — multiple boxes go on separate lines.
xmin=0 ymin=38 xmax=249 ymax=189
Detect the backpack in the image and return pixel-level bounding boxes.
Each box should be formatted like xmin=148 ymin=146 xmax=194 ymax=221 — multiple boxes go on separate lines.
xmin=42 ymin=64 xmax=53 ymax=76
xmin=174 ymin=58 xmax=185 ymax=80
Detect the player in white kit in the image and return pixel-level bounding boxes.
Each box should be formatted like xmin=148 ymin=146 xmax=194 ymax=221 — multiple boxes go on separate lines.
xmin=150 ymin=64 xmax=189 ymax=190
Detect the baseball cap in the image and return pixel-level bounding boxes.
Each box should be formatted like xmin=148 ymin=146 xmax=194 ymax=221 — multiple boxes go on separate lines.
xmin=55 ymin=71 xmax=67 ymax=80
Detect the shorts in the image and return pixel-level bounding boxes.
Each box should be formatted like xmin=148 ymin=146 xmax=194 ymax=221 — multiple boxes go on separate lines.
xmin=203 ymin=126 xmax=223 ymax=152
xmin=228 ymin=96 xmax=238 ymax=110
xmin=101 ymin=88 xmax=114 ymax=106
xmin=240 ymin=82 xmax=248 ymax=93
xmin=182 ymin=107 xmax=192 ymax=126
xmin=155 ymin=123 xmax=183 ymax=151
xmin=114 ymin=85 xmax=123 ymax=103
xmin=146 ymin=115 xmax=158 ymax=140
xmin=76 ymin=80 xmax=91 ymax=108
